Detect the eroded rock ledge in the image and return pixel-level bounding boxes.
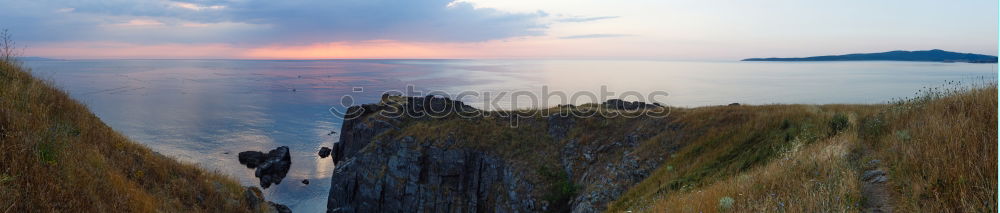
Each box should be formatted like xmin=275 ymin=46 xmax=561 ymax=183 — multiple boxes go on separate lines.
xmin=327 ymin=96 xmax=679 ymax=213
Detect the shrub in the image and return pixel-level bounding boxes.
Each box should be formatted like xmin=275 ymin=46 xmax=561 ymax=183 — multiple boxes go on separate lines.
xmin=859 ymin=114 xmax=887 ymax=140
xmin=538 ymin=165 xmax=578 ymax=211
xmin=829 ymin=113 xmax=849 ymax=134
xmin=718 ymin=196 xmax=735 ymax=211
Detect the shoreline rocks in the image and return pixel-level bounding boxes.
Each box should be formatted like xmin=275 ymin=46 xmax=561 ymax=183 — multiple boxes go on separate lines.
xmin=238 ymin=146 xmax=292 ymax=189
xmin=244 ymin=186 xmax=293 ymax=213
xmin=318 ymin=147 xmax=332 ymax=158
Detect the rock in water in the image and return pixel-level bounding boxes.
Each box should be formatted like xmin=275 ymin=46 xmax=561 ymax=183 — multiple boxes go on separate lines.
xmin=302 ymin=179 xmax=309 ymax=185
xmin=238 ymin=151 xmax=266 ymax=168
xmin=237 ymin=146 xmax=292 ymax=189
xmin=318 ymin=147 xmax=332 ymax=158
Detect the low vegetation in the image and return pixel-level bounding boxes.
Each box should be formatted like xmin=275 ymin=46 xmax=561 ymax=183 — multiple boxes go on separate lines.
xmin=363 ymin=79 xmax=995 ymax=212
xmin=869 ymin=81 xmax=996 ymax=211
xmin=609 ymin=80 xmax=996 ymax=212
xmin=605 ymin=103 xmax=872 ymax=212
xmin=0 ymin=37 xmax=267 ymax=212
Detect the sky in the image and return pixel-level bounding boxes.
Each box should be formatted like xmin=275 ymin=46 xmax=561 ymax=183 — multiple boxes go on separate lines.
xmin=1 ymin=0 xmax=997 ymax=60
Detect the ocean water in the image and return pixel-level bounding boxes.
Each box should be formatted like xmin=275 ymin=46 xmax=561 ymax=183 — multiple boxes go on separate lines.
xmin=22 ymin=59 xmax=997 ymax=211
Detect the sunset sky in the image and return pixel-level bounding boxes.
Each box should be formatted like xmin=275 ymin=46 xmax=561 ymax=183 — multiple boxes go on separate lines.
xmin=2 ymin=0 xmax=997 ymax=60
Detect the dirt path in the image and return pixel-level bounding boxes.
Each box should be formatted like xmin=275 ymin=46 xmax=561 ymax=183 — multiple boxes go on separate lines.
xmin=861 ymin=166 xmax=892 ymax=212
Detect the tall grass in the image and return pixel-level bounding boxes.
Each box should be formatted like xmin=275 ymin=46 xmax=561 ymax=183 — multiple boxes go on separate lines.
xmin=649 ymin=132 xmax=862 ymax=212
xmin=371 ymin=80 xmax=996 ymax=212
xmin=0 ymin=31 xmax=264 ymax=212
xmin=606 ymin=103 xmax=873 ymax=212
xmin=868 ymin=80 xmax=997 ymax=211
xmin=608 ymin=80 xmax=997 ymax=212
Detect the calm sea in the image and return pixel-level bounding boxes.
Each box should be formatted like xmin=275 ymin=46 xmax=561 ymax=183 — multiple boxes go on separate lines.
xmin=23 ymin=59 xmax=997 ymax=211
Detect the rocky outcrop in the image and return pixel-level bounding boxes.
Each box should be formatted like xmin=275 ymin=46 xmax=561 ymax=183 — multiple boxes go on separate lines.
xmin=603 ymin=99 xmax=660 ymax=110
xmin=549 ymin=109 xmax=684 ymax=212
xmin=238 ymin=146 xmax=292 ymax=189
xmin=244 ymin=186 xmax=293 ymax=213
xmin=328 ymin=136 xmax=541 ymax=212
xmin=327 ymin=96 xmax=677 ymax=213
xmin=329 ymin=103 xmax=392 ymax=165
xmin=559 ymin=132 xmax=668 ymax=212
xmin=328 ymin=96 xmax=540 ymax=212
xmin=331 ymin=95 xmax=474 ymax=165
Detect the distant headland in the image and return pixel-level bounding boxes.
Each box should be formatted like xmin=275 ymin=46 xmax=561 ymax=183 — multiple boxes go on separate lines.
xmin=743 ymin=49 xmax=998 ymax=63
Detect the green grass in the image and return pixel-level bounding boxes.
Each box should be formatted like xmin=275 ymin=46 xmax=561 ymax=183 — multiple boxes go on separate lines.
xmin=538 ymin=164 xmax=580 ymax=211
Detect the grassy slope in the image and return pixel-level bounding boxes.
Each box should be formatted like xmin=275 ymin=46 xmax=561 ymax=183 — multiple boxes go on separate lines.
xmin=365 ymin=98 xmax=874 ymax=211
xmin=366 ymin=82 xmax=997 ymax=212
xmin=0 ymin=60 xmax=263 ymax=212
xmin=603 ymin=104 xmax=871 ymax=212
xmin=363 ymin=82 xmax=995 ymax=212
xmin=609 ymin=83 xmax=997 ymax=212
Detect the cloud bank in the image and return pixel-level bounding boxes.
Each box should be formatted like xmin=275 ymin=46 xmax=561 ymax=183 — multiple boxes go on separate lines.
xmin=0 ymin=0 xmax=549 ymax=44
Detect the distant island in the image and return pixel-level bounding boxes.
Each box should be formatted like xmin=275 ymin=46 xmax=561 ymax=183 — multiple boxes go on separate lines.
xmin=743 ymin=49 xmax=998 ymax=63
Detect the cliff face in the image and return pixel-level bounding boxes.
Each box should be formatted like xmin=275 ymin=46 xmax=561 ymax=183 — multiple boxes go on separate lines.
xmin=328 ymin=97 xmax=542 ymax=212
xmin=327 ymin=135 xmax=541 ymax=212
xmin=327 ymin=96 xmax=679 ymax=212
xmin=550 ymin=113 xmax=684 ymax=212
xmin=557 ymin=128 xmax=675 ymax=212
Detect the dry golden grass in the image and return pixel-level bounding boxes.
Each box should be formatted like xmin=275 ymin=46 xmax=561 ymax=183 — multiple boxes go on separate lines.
xmin=376 ymin=94 xmax=878 ymax=212
xmin=0 ymin=58 xmax=266 ymax=212
xmin=868 ymin=84 xmax=997 ymax=212
xmin=647 ymin=131 xmax=863 ymax=212
xmin=606 ymin=104 xmax=866 ymax=212
xmin=608 ymin=82 xmax=996 ymax=212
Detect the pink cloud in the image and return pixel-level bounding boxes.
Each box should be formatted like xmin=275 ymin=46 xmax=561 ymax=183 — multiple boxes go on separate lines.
xmin=24 ymin=37 xmax=666 ymax=60
xmin=26 ymin=42 xmax=244 ymax=59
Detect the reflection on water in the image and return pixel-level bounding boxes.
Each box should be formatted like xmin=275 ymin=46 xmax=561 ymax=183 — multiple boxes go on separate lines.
xmin=24 ymin=59 xmax=996 ymax=211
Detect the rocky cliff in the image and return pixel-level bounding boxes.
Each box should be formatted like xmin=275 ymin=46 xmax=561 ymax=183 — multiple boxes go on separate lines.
xmin=327 ymin=96 xmax=683 ymax=212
